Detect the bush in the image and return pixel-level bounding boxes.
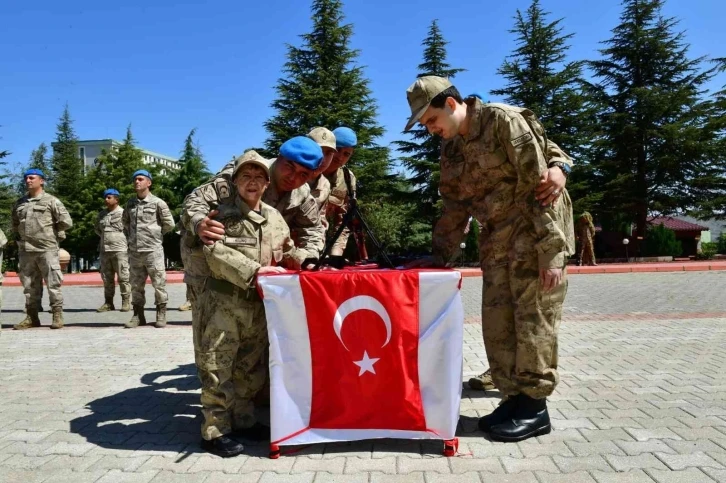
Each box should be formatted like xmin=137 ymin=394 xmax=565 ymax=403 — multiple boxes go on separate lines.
xmin=641 ymin=224 xmax=682 ymax=257
xmin=697 ymin=242 xmax=718 ymax=260
xmin=718 ymin=233 xmax=726 ymax=255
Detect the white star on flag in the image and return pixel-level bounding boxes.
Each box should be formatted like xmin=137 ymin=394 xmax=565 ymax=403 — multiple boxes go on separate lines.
xmin=353 ymin=351 xmax=380 ymax=376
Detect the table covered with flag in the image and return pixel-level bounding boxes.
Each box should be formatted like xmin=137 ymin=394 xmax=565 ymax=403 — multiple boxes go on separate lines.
xmin=258 ymin=269 xmax=464 ymax=456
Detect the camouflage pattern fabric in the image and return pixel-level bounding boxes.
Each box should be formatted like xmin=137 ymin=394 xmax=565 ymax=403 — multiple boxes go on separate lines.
xmin=324 ymin=167 xmax=357 ymax=255
xmin=123 ymin=193 xmax=175 ymax=252
xmin=128 ymin=250 xmax=168 ymax=307
xmin=100 ymin=251 xmax=130 ymax=300
xmin=12 ymin=192 xmax=72 ymax=252
xmin=18 ymin=250 xmax=64 ymax=309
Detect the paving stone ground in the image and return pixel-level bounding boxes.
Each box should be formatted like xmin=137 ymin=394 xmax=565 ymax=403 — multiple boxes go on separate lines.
xmin=1 ymin=272 xmax=725 ymax=482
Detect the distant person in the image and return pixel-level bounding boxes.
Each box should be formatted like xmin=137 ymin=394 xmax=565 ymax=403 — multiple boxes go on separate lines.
xmin=577 ymin=212 xmax=597 ymax=266
xmin=94 ymin=188 xmax=131 ymax=312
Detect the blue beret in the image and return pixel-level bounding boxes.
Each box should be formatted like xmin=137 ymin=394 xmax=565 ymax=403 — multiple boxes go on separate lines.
xmin=279 ymin=136 xmax=323 ymax=170
xmin=24 ymin=168 xmax=45 ymax=179
xmin=132 ymin=169 xmax=152 ymax=180
xmin=103 ymin=188 xmax=120 ymax=198
xmin=468 ymin=92 xmax=487 ymax=101
xmin=333 ymin=127 xmax=357 ymax=148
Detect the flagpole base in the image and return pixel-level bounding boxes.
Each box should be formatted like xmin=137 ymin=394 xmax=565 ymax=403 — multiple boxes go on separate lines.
xmin=269 ymin=443 xmax=281 ymax=459
xmin=443 ymin=438 xmax=459 ymax=457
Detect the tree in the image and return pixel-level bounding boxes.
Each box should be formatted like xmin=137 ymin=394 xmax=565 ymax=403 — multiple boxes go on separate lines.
xmin=168 ymin=128 xmax=211 ymax=219
xmin=0 ymin=135 xmax=13 ymax=238
xmin=50 ymin=104 xmax=82 ymax=198
xmin=588 ymin=0 xmax=723 ymax=236
xmin=393 ymin=20 xmax=465 ymax=239
xmin=263 ymin=0 xmax=397 ymax=226
xmin=491 ymin=0 xmax=598 ymax=214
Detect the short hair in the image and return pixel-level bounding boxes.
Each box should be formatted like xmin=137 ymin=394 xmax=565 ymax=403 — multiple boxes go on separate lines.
xmin=430 ymin=86 xmax=464 ymax=109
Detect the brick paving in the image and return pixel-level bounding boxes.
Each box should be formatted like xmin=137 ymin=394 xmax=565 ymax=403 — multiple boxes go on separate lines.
xmin=1 ymin=272 xmax=725 ymax=482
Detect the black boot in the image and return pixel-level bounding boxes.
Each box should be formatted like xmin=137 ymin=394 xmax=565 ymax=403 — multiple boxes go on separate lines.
xmin=200 ymin=435 xmax=245 ymax=457
xmin=478 ymin=395 xmax=519 ymax=433
xmin=489 ymin=394 xmax=551 ymax=442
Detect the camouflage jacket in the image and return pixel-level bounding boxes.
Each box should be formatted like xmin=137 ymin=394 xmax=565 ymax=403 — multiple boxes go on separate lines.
xmin=94 ymin=207 xmax=127 ymax=253
xmin=183 ymin=159 xmax=325 ymax=266
xmin=123 ymin=193 xmax=175 ymax=252
xmin=0 ymin=228 xmax=6 ymax=284
xmin=12 ymin=192 xmax=73 ymax=252
xmin=434 ymin=100 xmax=575 ymax=269
xmin=204 ymin=196 xmax=293 ymax=290
xmin=307 ymin=174 xmax=331 ymax=225
xmin=325 ymin=167 xmax=357 ymax=211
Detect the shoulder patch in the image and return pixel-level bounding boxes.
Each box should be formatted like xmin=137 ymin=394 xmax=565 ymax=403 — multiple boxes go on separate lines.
xmin=301 ymin=198 xmax=316 ymax=214
xmin=511 ymin=132 xmax=533 ymax=148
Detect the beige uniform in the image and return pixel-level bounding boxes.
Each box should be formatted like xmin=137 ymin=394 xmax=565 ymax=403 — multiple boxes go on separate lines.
xmin=197 ymin=196 xmax=293 ymax=440
xmin=12 ymin=192 xmax=73 ymax=309
xmin=434 ymin=99 xmax=575 ymax=399
xmin=95 ymin=207 xmax=130 ymax=301
xmin=324 ymin=167 xmax=357 ymax=255
xmin=0 ymin=229 xmax=6 ymax=332
xmin=307 ymin=174 xmax=331 ymax=230
xmin=123 ymin=193 xmax=175 ymax=307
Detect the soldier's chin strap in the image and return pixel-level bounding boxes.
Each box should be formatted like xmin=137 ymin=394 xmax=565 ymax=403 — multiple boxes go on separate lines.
xmin=313 ymin=167 xmax=394 ymax=271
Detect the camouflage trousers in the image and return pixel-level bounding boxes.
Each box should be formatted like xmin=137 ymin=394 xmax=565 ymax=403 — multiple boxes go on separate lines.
xmin=19 ymin=250 xmax=64 ymax=309
xmin=480 ymin=255 xmax=568 ymax=399
xmin=180 ymin=241 xmax=209 ymax=352
xmin=196 ymin=286 xmax=268 ymax=440
xmin=579 ymin=237 xmax=596 ymax=266
xmin=128 ymin=250 xmax=167 ymax=307
xmin=100 ymin=251 xmax=130 ymax=300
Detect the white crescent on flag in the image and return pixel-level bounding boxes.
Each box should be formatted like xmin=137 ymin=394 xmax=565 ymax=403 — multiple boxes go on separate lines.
xmin=332 ymin=295 xmax=392 ymax=351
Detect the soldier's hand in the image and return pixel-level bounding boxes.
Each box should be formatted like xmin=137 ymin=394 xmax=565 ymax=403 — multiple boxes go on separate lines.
xmin=197 ymin=210 xmax=225 ymax=245
xmin=539 ymin=268 xmax=563 ymax=292
xmin=535 ymin=167 xmax=566 ymax=206
xmin=258 ymin=266 xmax=287 ymax=275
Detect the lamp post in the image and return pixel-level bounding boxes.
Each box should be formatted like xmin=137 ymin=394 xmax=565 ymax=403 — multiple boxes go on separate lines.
xmin=623 ymin=238 xmax=630 ymax=262
xmin=460 ymin=242 xmax=466 ymax=267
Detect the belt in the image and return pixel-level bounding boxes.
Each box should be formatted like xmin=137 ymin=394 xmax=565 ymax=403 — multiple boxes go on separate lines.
xmin=205 ymin=277 xmax=260 ymax=301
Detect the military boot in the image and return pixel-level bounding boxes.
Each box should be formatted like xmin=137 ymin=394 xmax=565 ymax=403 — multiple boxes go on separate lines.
xmin=50 ymin=307 xmax=64 ymax=329
xmin=125 ymin=305 xmax=147 ymax=328
xmin=488 ymin=395 xmax=551 ymax=442
xmin=155 ymin=304 xmax=167 ymax=328
xmin=97 ymin=298 xmax=115 ymax=312
xmin=178 ymin=300 xmax=192 ymax=311
xmin=14 ymin=307 xmax=42 ymax=330
xmin=478 ymin=394 xmax=520 ymax=433
xmin=120 ymin=296 xmax=131 ymax=312
xmin=468 ymin=368 xmax=496 ymax=391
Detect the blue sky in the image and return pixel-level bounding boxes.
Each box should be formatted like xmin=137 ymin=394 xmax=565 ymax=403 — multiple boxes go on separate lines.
xmin=2 ymin=0 xmax=724 ymax=174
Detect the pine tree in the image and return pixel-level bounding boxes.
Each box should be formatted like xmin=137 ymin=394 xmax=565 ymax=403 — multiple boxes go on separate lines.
xmin=393 ymin=20 xmax=465 ymax=237
xmin=491 ymin=0 xmax=598 ymax=214
xmin=51 ymin=104 xmax=82 ymax=197
xmin=168 ymin=128 xmax=211 ymax=218
xmin=588 ymin=0 xmax=722 ymax=236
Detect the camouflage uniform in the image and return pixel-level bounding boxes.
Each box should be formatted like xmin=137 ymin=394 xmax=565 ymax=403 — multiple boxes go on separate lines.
xmin=576 ymin=213 xmax=596 ymax=266
xmin=12 ymin=192 xmax=73 ymax=329
xmin=123 ymin=194 xmax=175 ymax=308
xmin=0 ymin=229 xmax=6 ymax=333
xmin=308 ymin=174 xmax=331 ymax=230
xmin=434 ymin=99 xmax=575 ymax=399
xmin=197 ymin=196 xmax=293 ymax=440
xmin=324 ymin=167 xmax=357 ymax=255
xmin=95 ymin=206 xmax=130 ymax=308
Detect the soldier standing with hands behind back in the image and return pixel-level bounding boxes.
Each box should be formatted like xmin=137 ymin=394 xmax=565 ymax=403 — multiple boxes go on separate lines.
xmin=123 ymin=170 xmax=175 ymax=329
xmin=95 ymin=188 xmax=131 ymax=312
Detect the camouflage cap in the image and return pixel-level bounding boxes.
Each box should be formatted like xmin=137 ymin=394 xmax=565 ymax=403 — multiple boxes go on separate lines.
xmin=404 ymin=75 xmax=453 ymax=131
xmin=232 ymin=150 xmax=270 ymax=180
xmin=307 ymin=127 xmax=337 ymax=151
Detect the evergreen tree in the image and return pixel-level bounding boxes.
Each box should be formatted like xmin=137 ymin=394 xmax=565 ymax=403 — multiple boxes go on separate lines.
xmin=168 ymin=128 xmax=211 ymax=219
xmin=588 ymin=0 xmax=722 ymax=236
xmin=50 ymin=104 xmax=82 ymax=197
xmin=491 ymin=0 xmax=598 ymax=214
xmin=393 ymin=19 xmax=465 ymax=238
xmin=0 ymin=136 xmax=13 ymax=237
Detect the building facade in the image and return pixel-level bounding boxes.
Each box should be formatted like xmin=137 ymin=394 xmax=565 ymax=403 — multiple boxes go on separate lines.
xmin=52 ymin=139 xmax=180 ymax=176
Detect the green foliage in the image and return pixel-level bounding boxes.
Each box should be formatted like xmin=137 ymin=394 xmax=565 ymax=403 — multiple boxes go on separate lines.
xmin=697 ymin=241 xmax=718 ymax=260
xmin=0 ymin=132 xmax=14 ymax=238
xmin=717 ymin=233 xmax=726 ymax=254
xmin=393 ymin=19 xmax=464 ymax=233
xmin=641 ymin=224 xmax=682 ymax=257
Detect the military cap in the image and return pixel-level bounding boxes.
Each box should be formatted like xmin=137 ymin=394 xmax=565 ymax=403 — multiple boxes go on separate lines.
xmin=24 ymin=168 xmax=45 ymax=178
xmin=232 ymin=150 xmax=270 ymax=180
xmin=132 ymin=169 xmax=152 ymax=181
xmin=103 ymin=188 xmax=120 ymax=197
xmin=333 ymin=127 xmax=357 ymax=148
xmin=279 ymin=136 xmax=323 ymax=170
xmin=404 ymin=75 xmax=453 ymax=131
xmin=307 ymin=127 xmax=337 ymax=151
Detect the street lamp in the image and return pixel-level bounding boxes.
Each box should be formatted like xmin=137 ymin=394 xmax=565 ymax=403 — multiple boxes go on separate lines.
xmin=460 ymin=242 xmax=466 ymax=267
xmin=623 ymin=238 xmax=630 ymax=262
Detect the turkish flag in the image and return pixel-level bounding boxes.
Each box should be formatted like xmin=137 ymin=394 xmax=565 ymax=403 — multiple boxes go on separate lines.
xmin=300 ymin=271 xmax=425 ymax=431
xmin=259 ymin=269 xmax=463 ymax=447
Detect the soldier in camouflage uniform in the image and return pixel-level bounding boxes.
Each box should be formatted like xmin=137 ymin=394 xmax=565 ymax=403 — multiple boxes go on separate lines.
xmin=197 ymin=150 xmax=292 ymax=457
xmin=323 ymin=127 xmax=358 ymax=257
xmin=0 ymin=228 xmax=6 ymax=333
xmin=12 ymin=169 xmax=73 ymax=330
xmin=306 ymin=127 xmax=336 ymax=223
xmin=576 ymin=212 xmax=597 ymax=266
xmin=94 ymin=188 xmax=131 ymax=312
xmin=405 ymin=76 xmax=575 ymax=442
xmin=123 ymin=170 xmax=175 ymax=329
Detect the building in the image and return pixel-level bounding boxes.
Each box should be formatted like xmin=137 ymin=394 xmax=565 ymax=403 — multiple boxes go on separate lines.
xmin=648 ymin=217 xmax=709 ymax=257
xmin=52 ymin=139 xmax=180 ymax=176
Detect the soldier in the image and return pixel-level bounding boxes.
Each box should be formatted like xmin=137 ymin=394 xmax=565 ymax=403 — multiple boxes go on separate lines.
xmin=404 ymin=76 xmax=575 ymax=442
xmin=123 ymin=170 xmax=175 ymax=329
xmin=0 ymin=228 xmax=6 ymax=333
xmin=197 ymin=150 xmax=292 ymax=457
xmin=94 ymin=188 xmax=131 ymax=312
xmin=577 ymin=211 xmax=597 ymax=266
xmin=12 ymin=169 xmax=73 ymax=330
xmin=323 ymin=127 xmax=358 ymax=257
xmin=306 ymin=127 xmax=336 ymax=219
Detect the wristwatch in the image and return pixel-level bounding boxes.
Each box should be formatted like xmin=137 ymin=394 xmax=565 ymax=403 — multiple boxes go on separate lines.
xmin=548 ymin=161 xmax=571 ymax=178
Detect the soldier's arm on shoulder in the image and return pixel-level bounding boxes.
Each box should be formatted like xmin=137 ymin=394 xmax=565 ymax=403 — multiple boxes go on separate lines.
xmin=499 ymin=110 xmax=569 ymax=269
xmin=293 ymin=194 xmax=326 ymax=260
xmin=203 ymin=241 xmax=261 ymax=290
xmin=432 ymin=197 xmax=470 ymax=266
xmin=53 ymin=198 xmax=73 ymax=231
xmin=183 ymin=183 xmax=218 ymax=234
xmin=157 ymin=199 xmax=175 ymax=234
